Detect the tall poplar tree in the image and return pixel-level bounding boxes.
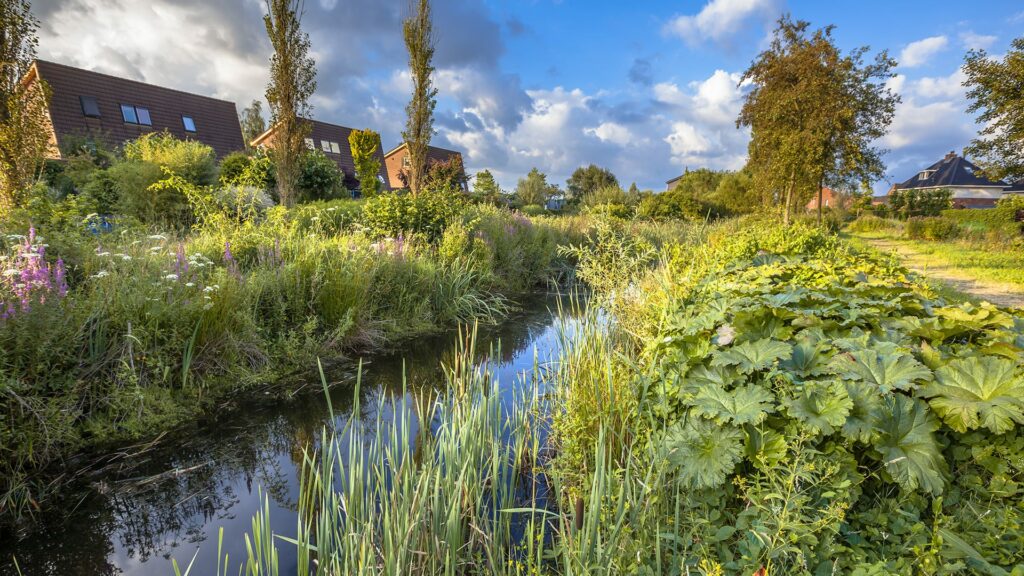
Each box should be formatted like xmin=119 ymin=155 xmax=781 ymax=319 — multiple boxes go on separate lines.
xmin=402 ymin=0 xmax=437 ymax=196
xmin=963 ymin=37 xmax=1024 ymax=184
xmin=0 ymin=0 xmax=51 ymax=215
xmin=264 ymin=0 xmax=316 ymax=207
xmin=738 ymin=17 xmax=897 ymax=224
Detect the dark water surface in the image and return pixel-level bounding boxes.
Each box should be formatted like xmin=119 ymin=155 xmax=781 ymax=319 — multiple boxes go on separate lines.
xmin=1 ymin=293 xmax=581 ymax=575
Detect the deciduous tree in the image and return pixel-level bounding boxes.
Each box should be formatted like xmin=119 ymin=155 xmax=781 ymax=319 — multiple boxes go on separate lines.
xmin=963 ymin=36 xmax=1024 ymax=184
xmin=402 ymin=0 xmax=437 ymax=195
xmin=348 ymin=128 xmax=382 ymax=197
xmin=0 ymin=0 xmax=51 ymax=215
xmin=472 ymin=169 xmax=501 ymax=203
xmin=515 ymin=168 xmax=556 ymax=207
xmin=566 ymin=164 xmax=617 ymax=202
xmin=239 ymin=100 xmax=267 ymax=151
xmin=263 ymin=0 xmax=316 ymax=207
xmin=739 ymin=17 xmax=897 ymax=224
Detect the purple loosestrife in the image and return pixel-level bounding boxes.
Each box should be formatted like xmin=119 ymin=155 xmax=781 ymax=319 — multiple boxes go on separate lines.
xmin=0 ymin=229 xmax=68 ymax=320
xmin=224 ymin=241 xmax=241 ymax=280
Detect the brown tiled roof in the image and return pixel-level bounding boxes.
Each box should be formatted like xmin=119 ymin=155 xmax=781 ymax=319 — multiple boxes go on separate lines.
xmin=32 ymin=59 xmax=244 ymax=158
xmin=252 ymin=119 xmax=390 ymax=191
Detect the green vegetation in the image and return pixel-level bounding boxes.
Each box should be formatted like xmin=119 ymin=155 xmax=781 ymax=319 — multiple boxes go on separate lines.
xmin=963 ymin=35 xmax=1024 ymax=183
xmin=401 ymin=0 xmax=438 ymax=195
xmin=348 ymin=128 xmax=383 ymax=197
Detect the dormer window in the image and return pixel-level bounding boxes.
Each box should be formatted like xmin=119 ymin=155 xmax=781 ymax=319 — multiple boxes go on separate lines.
xmin=919 ymin=170 xmax=934 ymax=181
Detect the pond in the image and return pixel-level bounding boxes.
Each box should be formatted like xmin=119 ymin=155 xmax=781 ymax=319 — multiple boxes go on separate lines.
xmin=0 ymin=292 xmax=583 ymax=576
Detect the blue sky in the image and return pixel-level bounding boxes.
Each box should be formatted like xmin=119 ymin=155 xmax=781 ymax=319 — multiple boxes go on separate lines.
xmin=34 ymin=0 xmax=1024 ymax=193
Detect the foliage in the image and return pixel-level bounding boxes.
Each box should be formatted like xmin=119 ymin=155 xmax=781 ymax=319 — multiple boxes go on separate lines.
xmin=123 ymin=132 xmax=217 ymax=186
xmin=906 ymin=216 xmax=960 ymax=241
xmin=108 ymin=160 xmax=174 ymax=224
xmin=0 ymin=0 xmax=51 ymax=216
xmin=238 ymin=99 xmax=266 ymax=151
xmin=471 ymin=169 xmax=502 ymax=204
xmin=263 ymin=0 xmax=317 ymax=206
xmin=421 ymin=154 xmax=468 ymax=193
xmin=218 ymin=151 xmax=253 ymax=185
xmin=514 ymin=167 xmax=558 ymax=207
xmin=347 ymin=128 xmax=382 ymax=197
xmin=636 ymin=187 xmax=714 ymax=221
xmin=566 ymin=164 xmax=618 ymax=203
xmin=942 ymin=199 xmax=1024 ymax=236
xmin=360 ymin=188 xmax=466 ymax=242
xmin=888 ymin=188 xmax=952 ymax=218
xmin=739 ymin=16 xmax=898 ymax=224
xmin=963 ymin=36 xmax=1024 ymax=183
xmin=296 ymin=149 xmax=344 ymax=202
xmin=402 ymin=0 xmax=437 ymax=195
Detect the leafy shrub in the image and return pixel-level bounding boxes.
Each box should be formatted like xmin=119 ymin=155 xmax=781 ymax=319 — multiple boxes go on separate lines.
xmin=906 ymin=216 xmax=960 ymax=240
xmin=108 ymin=160 xmax=176 ymax=224
xmin=218 ymin=151 xmax=253 ymax=184
xmin=636 ymin=188 xmax=716 ymax=221
xmin=361 ymin=189 xmax=466 ymax=242
xmin=297 ymin=150 xmax=345 ymax=202
xmin=123 ymin=132 xmax=217 ymax=186
xmin=846 ymin=214 xmax=900 ymax=233
xmin=519 ymin=204 xmax=546 ymax=216
xmin=888 ymin=188 xmax=952 ymax=218
xmin=290 ymin=199 xmax=363 ymax=234
xmin=422 ymin=155 xmax=469 ymax=193
xmin=80 ymin=170 xmax=120 ymax=215
xmin=942 ymin=198 xmax=1024 ymax=236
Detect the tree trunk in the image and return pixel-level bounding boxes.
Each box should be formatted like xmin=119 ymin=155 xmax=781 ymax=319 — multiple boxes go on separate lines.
xmin=783 ymin=168 xmax=796 ymax=226
xmin=817 ymin=176 xmax=824 ymax=226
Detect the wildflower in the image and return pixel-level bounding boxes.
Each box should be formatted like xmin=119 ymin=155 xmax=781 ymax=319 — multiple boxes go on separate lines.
xmin=93 ymin=270 xmax=110 ymax=279
xmin=185 ymin=282 xmax=195 ymax=288
xmin=3 ymin=269 xmax=18 ymax=277
xmin=96 ymin=251 xmax=111 ymax=257
xmin=147 ymin=234 xmax=167 ymax=241
xmin=164 ymin=274 xmax=179 ymax=281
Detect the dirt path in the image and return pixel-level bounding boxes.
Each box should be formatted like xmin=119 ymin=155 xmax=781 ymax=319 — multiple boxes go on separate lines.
xmin=864 ymin=238 xmax=1024 ymax=309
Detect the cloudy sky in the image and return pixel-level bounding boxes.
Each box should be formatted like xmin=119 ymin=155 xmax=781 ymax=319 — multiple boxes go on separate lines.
xmin=32 ymin=0 xmax=1024 ymax=192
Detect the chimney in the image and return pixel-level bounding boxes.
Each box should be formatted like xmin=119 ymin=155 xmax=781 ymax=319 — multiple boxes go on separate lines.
xmin=945 ymin=150 xmax=956 ymax=161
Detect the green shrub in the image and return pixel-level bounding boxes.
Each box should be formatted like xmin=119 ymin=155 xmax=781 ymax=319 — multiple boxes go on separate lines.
xmin=519 ymin=204 xmax=546 ymax=216
xmin=361 ymin=189 xmax=466 ymax=242
xmin=123 ymin=131 xmax=217 ymax=186
xmin=636 ymin=188 xmax=715 ymax=221
xmin=942 ymin=199 xmax=1024 ymax=236
xmin=81 ymin=170 xmax=120 ymax=214
xmin=906 ymin=216 xmax=960 ymax=241
xmin=290 ymin=198 xmax=363 ymax=234
xmin=846 ymin=214 xmax=901 ymax=233
xmin=108 ymin=160 xmax=173 ymax=224
xmin=297 ymin=150 xmax=345 ymax=202
xmin=218 ymin=151 xmax=252 ymax=184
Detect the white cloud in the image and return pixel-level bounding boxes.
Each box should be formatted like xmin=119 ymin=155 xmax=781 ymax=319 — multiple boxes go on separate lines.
xmin=913 ymin=69 xmax=967 ymax=100
xmin=898 ymin=36 xmax=949 ymax=68
xmin=959 ymin=31 xmax=997 ymax=51
xmin=663 ymin=0 xmax=779 ymax=47
xmin=584 ymin=122 xmax=637 ymax=145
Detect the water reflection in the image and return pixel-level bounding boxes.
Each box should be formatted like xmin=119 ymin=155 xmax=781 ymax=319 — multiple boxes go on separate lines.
xmin=1 ymin=293 xmax=580 ymax=576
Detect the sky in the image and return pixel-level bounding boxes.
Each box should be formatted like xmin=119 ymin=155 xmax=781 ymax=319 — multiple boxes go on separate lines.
xmin=32 ymin=0 xmax=1024 ymax=193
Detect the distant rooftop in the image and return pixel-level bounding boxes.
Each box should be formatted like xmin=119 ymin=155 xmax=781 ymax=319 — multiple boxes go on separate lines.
xmin=893 ymin=151 xmax=1008 ymax=190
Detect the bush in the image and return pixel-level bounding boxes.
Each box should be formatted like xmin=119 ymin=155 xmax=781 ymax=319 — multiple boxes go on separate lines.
xmin=941 ymin=199 xmax=1024 ymax=237
xmin=636 ymin=188 xmax=715 ymax=221
xmin=361 ymin=189 xmax=467 ymax=242
xmin=108 ymin=160 xmax=174 ymax=224
xmin=123 ymin=132 xmax=217 ymax=186
xmin=81 ymin=170 xmax=120 ymax=215
xmin=218 ymin=151 xmax=252 ymax=184
xmin=519 ymin=204 xmax=547 ymax=216
xmin=290 ymin=199 xmax=363 ymax=234
xmin=906 ymin=216 xmax=960 ymax=241
xmin=846 ymin=214 xmax=900 ymax=233
xmin=297 ymin=150 xmax=345 ymax=202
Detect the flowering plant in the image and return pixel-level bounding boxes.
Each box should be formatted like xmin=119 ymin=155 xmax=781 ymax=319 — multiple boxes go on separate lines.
xmin=1 ymin=228 xmax=67 ymax=320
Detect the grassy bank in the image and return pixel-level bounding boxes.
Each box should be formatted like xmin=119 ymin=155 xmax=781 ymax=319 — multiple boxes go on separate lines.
xmin=185 ymin=218 xmax=1024 ymax=574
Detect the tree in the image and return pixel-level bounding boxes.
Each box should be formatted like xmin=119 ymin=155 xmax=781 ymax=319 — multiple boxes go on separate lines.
xmin=711 ymin=169 xmax=759 ymax=214
xmin=963 ymin=37 xmax=1024 ymax=184
xmin=348 ymin=128 xmax=382 ymax=197
xmin=263 ymin=0 xmax=317 ymax=207
xmin=421 ymin=155 xmax=468 ymax=193
xmin=566 ymin=164 xmax=617 ymax=202
xmin=473 ymin=169 xmax=501 ymax=203
xmin=738 ymin=17 xmax=897 ymax=225
xmin=402 ymin=0 xmax=437 ymax=196
xmin=239 ymin=100 xmax=267 ymax=151
xmin=0 ymin=0 xmax=51 ymax=215
xmin=515 ymin=168 xmax=556 ymax=207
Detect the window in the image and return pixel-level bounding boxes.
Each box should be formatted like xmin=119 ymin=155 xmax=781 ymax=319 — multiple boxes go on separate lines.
xmin=321 ymin=140 xmax=331 ymax=152
xmin=182 ymin=116 xmax=196 ymax=133
xmin=304 ymin=138 xmax=315 ymax=150
xmin=120 ymin=104 xmax=137 ymax=124
xmin=402 ymin=155 xmax=411 ymax=168
xmin=330 ymin=142 xmax=341 ymax=154
xmin=80 ymin=96 xmax=100 ymax=118
xmin=120 ymin=104 xmax=151 ymax=125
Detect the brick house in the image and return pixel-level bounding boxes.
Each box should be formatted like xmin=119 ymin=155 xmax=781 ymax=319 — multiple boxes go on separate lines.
xmin=383 ymin=142 xmax=466 ymax=190
xmin=26 ymin=59 xmax=244 ymax=158
xmin=251 ymin=119 xmax=390 ymax=193
xmin=889 ymin=151 xmax=1009 ymax=209
xmin=805 ymin=187 xmax=845 ymax=210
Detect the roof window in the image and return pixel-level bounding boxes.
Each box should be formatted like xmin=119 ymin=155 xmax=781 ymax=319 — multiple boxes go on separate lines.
xmin=182 ymin=116 xmax=196 ymax=133
xmin=80 ymin=96 xmax=100 ymax=118
xmin=121 ymin=104 xmax=152 ymax=126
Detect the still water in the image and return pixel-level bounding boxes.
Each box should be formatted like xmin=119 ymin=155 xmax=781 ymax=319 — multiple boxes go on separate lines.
xmin=1 ymin=293 xmax=581 ymax=575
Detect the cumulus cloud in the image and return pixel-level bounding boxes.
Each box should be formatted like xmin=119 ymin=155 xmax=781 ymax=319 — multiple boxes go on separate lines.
xmin=898 ymin=36 xmax=949 ymax=68
xmin=959 ymin=31 xmax=997 ymax=51
xmin=653 ymin=70 xmax=749 ymax=170
xmin=664 ymin=0 xmax=780 ymax=47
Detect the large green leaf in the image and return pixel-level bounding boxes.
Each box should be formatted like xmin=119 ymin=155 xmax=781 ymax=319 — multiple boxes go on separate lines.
xmin=711 ymin=338 xmax=792 ymax=374
xmin=683 ymin=364 xmax=742 ymax=390
xmin=921 ymin=356 xmax=1024 ymax=434
xmin=664 ymin=419 xmax=744 ymax=489
xmin=782 ymin=338 xmax=832 ymax=378
xmin=783 ymin=380 xmax=852 ymax=435
xmin=744 ymin=424 xmax=787 ymax=470
xmin=830 ymin=349 xmax=932 ymax=393
xmin=874 ymin=395 xmax=947 ymax=495
xmin=689 ymin=384 xmax=775 ymax=425
xmin=842 ymin=380 xmax=884 ymax=443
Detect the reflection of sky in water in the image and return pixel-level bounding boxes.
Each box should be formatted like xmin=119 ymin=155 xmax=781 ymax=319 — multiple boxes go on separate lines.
xmin=0 ymin=294 xmax=582 ymax=576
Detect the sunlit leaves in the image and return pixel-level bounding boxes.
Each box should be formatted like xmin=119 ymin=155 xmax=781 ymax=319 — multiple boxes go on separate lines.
xmin=690 ymin=385 xmax=775 ymax=425
xmin=922 ymin=357 xmax=1024 ymax=434
xmin=711 ymin=338 xmax=792 ymax=374
xmin=744 ymin=425 xmax=788 ymax=470
xmin=664 ymin=420 xmax=744 ymax=489
xmin=783 ymin=380 xmax=852 ymax=435
xmin=831 ymin=349 xmax=932 ymax=393
xmin=842 ymin=381 xmax=884 ymax=443
xmin=873 ymin=395 xmax=947 ymax=495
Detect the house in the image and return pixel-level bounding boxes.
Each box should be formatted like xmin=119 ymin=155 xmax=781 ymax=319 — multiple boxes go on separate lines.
xmin=805 ymin=187 xmax=844 ymax=210
xmin=26 ymin=59 xmax=244 ymax=159
xmin=665 ymin=174 xmax=685 ymax=191
xmin=383 ymin=143 xmax=466 ymax=190
xmin=890 ymin=151 xmax=1009 ymax=209
xmin=251 ymin=119 xmax=390 ymax=193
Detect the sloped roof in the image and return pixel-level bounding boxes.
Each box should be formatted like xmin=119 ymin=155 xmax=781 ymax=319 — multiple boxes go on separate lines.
xmin=894 ymin=152 xmax=1008 ymax=190
xmin=382 ymin=141 xmax=463 ymax=160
